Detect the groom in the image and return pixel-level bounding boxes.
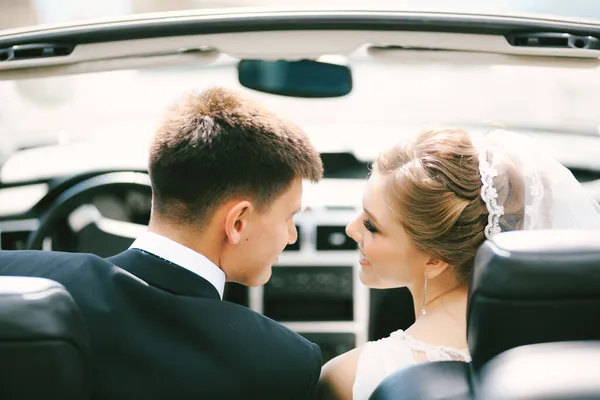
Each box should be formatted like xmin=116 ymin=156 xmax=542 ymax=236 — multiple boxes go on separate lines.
xmin=0 ymin=87 xmax=324 ymax=399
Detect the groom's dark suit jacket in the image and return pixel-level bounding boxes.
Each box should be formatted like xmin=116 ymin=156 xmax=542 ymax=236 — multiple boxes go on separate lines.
xmin=0 ymin=249 xmax=321 ymax=400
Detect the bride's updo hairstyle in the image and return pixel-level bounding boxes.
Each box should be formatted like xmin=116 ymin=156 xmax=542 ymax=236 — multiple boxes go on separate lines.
xmin=373 ymin=129 xmax=524 ymax=282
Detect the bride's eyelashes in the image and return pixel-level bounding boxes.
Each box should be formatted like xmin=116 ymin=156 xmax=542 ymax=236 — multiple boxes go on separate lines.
xmin=363 ymin=219 xmax=379 ymax=233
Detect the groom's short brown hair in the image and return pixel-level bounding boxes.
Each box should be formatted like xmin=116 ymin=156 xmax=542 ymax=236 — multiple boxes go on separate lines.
xmin=148 ymin=87 xmax=323 ymax=226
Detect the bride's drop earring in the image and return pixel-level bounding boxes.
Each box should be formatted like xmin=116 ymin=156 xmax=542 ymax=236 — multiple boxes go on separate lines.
xmin=420 ymin=274 xmax=428 ymax=315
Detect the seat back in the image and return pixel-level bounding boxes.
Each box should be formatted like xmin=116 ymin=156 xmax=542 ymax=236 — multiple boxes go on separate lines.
xmin=467 ymin=230 xmax=600 ymax=371
xmin=0 ymin=276 xmax=91 ymax=400
xmin=478 ymin=341 xmax=600 ymax=400
xmin=369 ymin=361 xmax=474 ymax=400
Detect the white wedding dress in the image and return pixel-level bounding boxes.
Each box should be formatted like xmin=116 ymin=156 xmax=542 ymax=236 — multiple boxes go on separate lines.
xmin=352 ymin=329 xmax=471 ymax=400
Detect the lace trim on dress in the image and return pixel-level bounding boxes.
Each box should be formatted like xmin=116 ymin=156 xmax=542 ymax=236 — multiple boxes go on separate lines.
xmin=389 ymin=330 xmax=472 ymax=362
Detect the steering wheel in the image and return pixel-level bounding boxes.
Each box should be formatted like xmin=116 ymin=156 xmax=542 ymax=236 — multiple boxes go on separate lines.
xmin=26 ymin=171 xmax=152 ymax=255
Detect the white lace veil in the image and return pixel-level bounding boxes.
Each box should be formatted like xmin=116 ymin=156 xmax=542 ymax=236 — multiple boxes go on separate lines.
xmin=476 ymin=129 xmax=600 ymax=239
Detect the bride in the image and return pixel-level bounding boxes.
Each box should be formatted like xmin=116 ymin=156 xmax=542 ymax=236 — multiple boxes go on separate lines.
xmin=317 ymin=128 xmax=600 ymax=400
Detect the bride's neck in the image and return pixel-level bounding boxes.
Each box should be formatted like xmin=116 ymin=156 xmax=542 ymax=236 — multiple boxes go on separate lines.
xmin=407 ymin=284 xmax=469 ymax=348
xmin=410 ymin=281 xmax=468 ymax=320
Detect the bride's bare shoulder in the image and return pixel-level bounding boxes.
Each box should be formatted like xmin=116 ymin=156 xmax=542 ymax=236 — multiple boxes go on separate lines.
xmin=317 ymin=347 xmax=363 ymax=400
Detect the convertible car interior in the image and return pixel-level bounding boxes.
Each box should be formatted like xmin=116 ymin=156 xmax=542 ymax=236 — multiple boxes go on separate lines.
xmin=1 ymin=4 xmax=600 ymax=399
xmin=4 ymin=229 xmax=600 ymax=399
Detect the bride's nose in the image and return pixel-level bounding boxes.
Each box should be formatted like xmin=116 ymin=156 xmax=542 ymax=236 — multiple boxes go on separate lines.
xmin=345 ymin=218 xmax=361 ymax=243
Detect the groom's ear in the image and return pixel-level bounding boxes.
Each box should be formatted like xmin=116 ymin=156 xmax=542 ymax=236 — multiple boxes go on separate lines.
xmin=424 ymin=257 xmax=450 ymax=280
xmin=224 ymin=200 xmax=253 ymax=245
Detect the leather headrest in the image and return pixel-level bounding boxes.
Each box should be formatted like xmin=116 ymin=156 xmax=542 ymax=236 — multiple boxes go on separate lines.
xmin=0 ymin=276 xmax=90 ymax=399
xmin=478 ymin=341 xmax=600 ymax=400
xmin=0 ymin=276 xmax=88 ymax=345
xmin=369 ymin=361 xmax=473 ymax=400
xmin=467 ymin=230 xmax=600 ymax=371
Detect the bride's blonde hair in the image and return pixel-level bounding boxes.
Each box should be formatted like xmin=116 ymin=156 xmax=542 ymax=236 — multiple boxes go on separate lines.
xmin=373 ymin=128 xmax=522 ymax=282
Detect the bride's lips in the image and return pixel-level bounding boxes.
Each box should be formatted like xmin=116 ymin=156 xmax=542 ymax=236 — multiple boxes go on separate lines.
xmin=358 ymin=247 xmax=370 ymax=265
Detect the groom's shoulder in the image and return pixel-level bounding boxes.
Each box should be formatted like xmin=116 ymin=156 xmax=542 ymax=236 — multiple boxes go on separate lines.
xmin=220 ymin=299 xmax=319 ymax=354
xmin=216 ymin=300 xmax=322 ymax=395
xmin=0 ymin=249 xmax=109 ymax=275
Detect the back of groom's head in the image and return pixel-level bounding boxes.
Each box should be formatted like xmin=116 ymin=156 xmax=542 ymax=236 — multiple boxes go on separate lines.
xmin=148 ymin=87 xmax=323 ymax=227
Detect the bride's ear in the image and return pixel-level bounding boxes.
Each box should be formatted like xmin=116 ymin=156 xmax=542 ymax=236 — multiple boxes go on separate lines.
xmin=424 ymin=258 xmax=450 ymax=280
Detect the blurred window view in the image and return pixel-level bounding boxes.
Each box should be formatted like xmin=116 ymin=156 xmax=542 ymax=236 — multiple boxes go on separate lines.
xmin=2 ymin=57 xmax=600 ymax=166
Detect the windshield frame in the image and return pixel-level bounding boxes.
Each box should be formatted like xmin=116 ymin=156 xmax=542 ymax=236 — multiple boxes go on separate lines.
xmin=2 ymin=8 xmax=600 ymax=49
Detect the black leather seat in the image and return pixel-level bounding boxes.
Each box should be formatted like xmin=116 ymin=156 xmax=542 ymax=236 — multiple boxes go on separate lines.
xmin=467 ymin=230 xmax=600 ymax=373
xmin=369 ymin=230 xmax=600 ymax=400
xmin=478 ymin=341 xmax=600 ymax=400
xmin=369 ymin=361 xmax=474 ymax=400
xmin=0 ymin=276 xmax=91 ymax=400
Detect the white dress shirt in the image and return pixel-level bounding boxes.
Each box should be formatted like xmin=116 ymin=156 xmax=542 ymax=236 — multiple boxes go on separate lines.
xmin=129 ymin=231 xmax=226 ymax=299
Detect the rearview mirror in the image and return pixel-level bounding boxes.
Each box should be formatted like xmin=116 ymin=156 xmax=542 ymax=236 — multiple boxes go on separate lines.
xmin=238 ymin=59 xmax=352 ymax=98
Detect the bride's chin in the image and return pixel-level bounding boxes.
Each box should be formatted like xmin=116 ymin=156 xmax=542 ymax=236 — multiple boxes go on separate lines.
xmin=357 ymin=269 xmax=371 ymax=285
xmin=358 ymin=272 xmax=387 ymax=289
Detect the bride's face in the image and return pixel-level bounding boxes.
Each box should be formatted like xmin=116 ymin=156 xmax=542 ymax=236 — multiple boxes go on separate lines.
xmin=346 ymin=172 xmax=430 ymax=289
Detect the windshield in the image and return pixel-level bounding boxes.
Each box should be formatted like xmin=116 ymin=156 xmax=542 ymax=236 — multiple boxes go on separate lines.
xmin=1 ymin=0 xmax=600 ymax=34
xmin=2 ymin=53 xmax=600 ymax=169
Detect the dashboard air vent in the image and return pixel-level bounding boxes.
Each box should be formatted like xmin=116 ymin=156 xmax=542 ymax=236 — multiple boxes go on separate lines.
xmin=316 ymin=225 xmax=356 ymax=251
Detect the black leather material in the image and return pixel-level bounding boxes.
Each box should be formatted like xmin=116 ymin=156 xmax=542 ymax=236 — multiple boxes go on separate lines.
xmin=0 ymin=276 xmax=90 ymax=400
xmin=478 ymin=341 xmax=600 ymax=400
xmin=467 ymin=230 xmax=600 ymax=371
xmin=369 ymin=361 xmax=474 ymax=400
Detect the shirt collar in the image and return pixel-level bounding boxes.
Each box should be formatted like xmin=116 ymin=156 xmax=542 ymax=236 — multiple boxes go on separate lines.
xmin=129 ymin=231 xmax=226 ymax=299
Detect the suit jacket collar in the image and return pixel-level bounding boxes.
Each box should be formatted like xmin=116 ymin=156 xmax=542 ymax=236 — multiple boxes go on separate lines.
xmin=107 ymin=249 xmax=221 ymax=300
xmin=127 ymin=231 xmax=225 ymax=298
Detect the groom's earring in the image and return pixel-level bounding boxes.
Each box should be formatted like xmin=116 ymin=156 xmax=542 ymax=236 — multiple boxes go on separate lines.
xmin=420 ymin=274 xmax=428 ymax=315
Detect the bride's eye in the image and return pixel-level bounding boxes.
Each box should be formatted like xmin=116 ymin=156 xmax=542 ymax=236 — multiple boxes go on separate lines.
xmin=363 ymin=219 xmax=378 ymax=233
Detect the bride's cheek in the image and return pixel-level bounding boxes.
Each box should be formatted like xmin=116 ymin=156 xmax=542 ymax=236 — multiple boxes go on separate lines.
xmin=364 ymin=242 xmax=377 ymax=261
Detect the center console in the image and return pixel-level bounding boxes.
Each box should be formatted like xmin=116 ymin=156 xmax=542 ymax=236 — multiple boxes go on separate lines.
xmin=247 ymin=208 xmax=370 ymax=363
